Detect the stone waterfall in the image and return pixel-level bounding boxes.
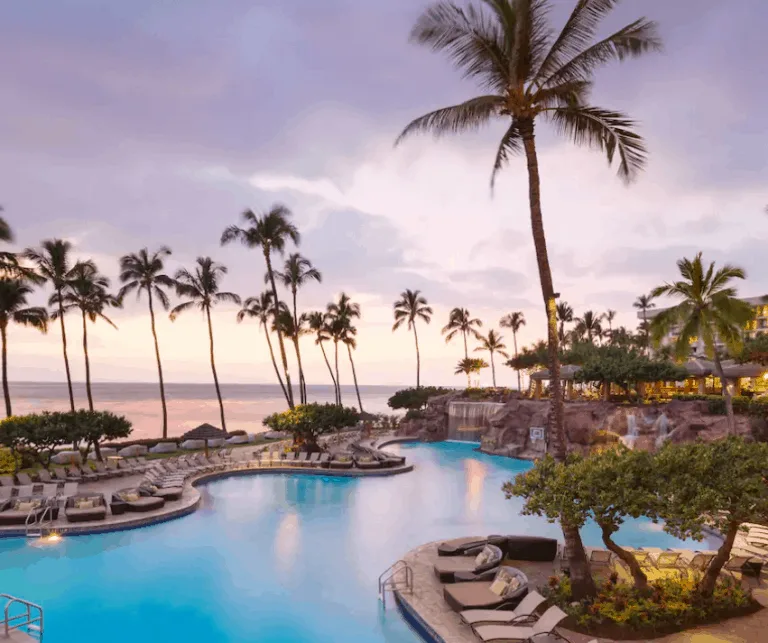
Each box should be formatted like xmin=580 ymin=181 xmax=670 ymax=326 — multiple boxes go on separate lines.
xmin=446 ymin=401 xmax=506 ymax=442
xmin=620 ymin=413 xmax=641 ymax=449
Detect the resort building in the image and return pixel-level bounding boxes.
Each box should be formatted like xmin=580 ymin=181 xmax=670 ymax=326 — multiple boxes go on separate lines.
xmin=639 ymin=295 xmax=768 ymax=358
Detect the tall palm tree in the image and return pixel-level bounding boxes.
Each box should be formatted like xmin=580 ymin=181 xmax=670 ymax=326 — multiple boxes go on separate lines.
xmin=118 ymin=247 xmax=176 ymax=438
xmin=633 ymin=294 xmax=656 ymax=353
xmin=170 ymin=258 xmax=241 ymax=433
xmin=555 ymin=303 xmax=573 ymax=346
xmin=307 ymin=311 xmax=337 ymax=397
xmin=603 ymin=309 xmax=617 ymax=333
xmin=0 ymin=278 xmax=48 ymax=416
xmin=455 ymin=357 xmax=488 ymax=387
xmin=0 ymin=206 xmax=10 ymax=243
xmin=574 ymin=310 xmax=602 ymax=344
xmin=221 ymin=205 xmax=299 ymax=408
xmin=23 ymin=239 xmax=77 ymax=411
xmin=237 ymin=291 xmax=290 ymax=404
xmin=328 ymin=293 xmax=362 ymax=410
xmin=397 ymin=0 xmax=661 ymax=598
xmin=54 ymin=261 xmax=121 ymax=411
xmin=474 ymin=330 xmax=509 ymax=387
xmin=650 ymin=253 xmax=753 ymax=434
xmin=272 ymin=307 xmax=311 ymax=404
xmin=500 ymin=311 xmax=525 ymax=391
xmin=392 ymin=289 xmax=433 ymax=388
xmin=442 ymin=307 xmax=482 ymax=358
xmin=274 ymin=253 xmax=322 ymax=404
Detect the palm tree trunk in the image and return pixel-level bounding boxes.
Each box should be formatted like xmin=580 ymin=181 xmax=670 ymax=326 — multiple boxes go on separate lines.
xmin=319 ymin=340 xmax=337 ymax=394
xmin=413 ymin=323 xmax=421 ymax=388
xmin=643 ymin=309 xmax=649 ymax=355
xmin=206 ymin=307 xmax=226 ymax=441
xmin=513 ymin=330 xmax=521 ymax=392
xmin=346 ymin=343 xmax=363 ymax=413
xmin=462 ymin=331 xmax=468 ymax=359
xmin=58 ymin=288 xmax=75 ymax=412
xmin=713 ymin=351 xmax=735 ymax=434
xmin=521 ymin=120 xmax=595 ymax=600
xmin=147 ymin=291 xmax=169 ymax=438
xmin=264 ymin=326 xmax=290 ymax=405
xmin=291 ymin=288 xmax=307 ymax=404
xmin=82 ymin=310 xmax=94 ymax=411
xmin=1 ymin=323 xmax=10 ymax=417
xmin=265 ymin=251 xmax=294 ymax=408
xmin=490 ymin=351 xmax=496 ymax=387
xmin=334 ymin=339 xmax=342 ymax=404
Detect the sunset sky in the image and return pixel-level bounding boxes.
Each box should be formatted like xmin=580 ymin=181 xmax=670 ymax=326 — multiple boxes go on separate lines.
xmin=1 ymin=0 xmax=766 ymax=387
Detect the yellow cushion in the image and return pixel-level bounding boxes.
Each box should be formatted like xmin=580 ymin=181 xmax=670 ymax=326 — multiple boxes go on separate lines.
xmin=121 ymin=492 xmax=140 ymax=502
xmin=76 ymin=499 xmax=94 ymax=510
xmin=489 ymin=579 xmax=508 ymax=596
xmin=503 ymin=576 xmax=521 ymax=598
xmin=15 ymin=501 xmax=37 ymax=512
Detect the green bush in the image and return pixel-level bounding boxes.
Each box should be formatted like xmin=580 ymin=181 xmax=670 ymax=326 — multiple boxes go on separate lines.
xmin=404 ymin=409 xmax=425 ymax=421
xmin=387 ymin=387 xmax=452 ymax=410
xmin=672 ymin=394 xmax=768 ymax=419
xmin=0 ymin=448 xmax=19 ymax=474
xmin=263 ymin=403 xmax=360 ymax=450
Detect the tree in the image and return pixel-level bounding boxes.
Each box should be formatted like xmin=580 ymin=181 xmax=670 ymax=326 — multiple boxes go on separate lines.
xmin=388 ymin=386 xmax=454 ymax=411
xmin=237 ymin=291 xmax=290 ymax=404
xmin=272 ymin=307 xmax=312 ymax=406
xmin=555 ymin=303 xmax=572 ymax=346
xmin=0 ymin=278 xmax=48 ymax=416
xmin=474 ymin=329 xmax=509 ymax=387
xmin=455 ymin=357 xmax=488 ymax=387
xmin=738 ymin=333 xmax=768 ymax=366
xmin=328 ymin=293 xmax=362 ymax=409
xmin=650 ymin=253 xmax=754 ymax=433
xmin=397 ymin=0 xmax=661 ymax=598
xmin=221 ymin=205 xmax=299 ymax=408
xmin=274 ymin=253 xmax=322 ymax=403
xmin=13 ymin=413 xmax=71 ymax=470
xmin=307 ymin=311 xmax=338 ymax=396
xmin=73 ymin=409 xmax=132 ymax=462
xmin=118 ymin=247 xmax=176 ymax=438
xmin=393 ymin=289 xmax=433 ymax=388
xmin=655 ymin=437 xmax=768 ymax=597
xmin=603 ymin=309 xmax=617 ymax=340
xmin=0 ymin=206 xmax=10 ymax=243
xmin=500 ymin=311 xmax=525 ymax=391
xmin=53 ymin=261 xmax=120 ymax=412
xmin=0 ymin=207 xmax=21 ymax=277
xmin=633 ymin=294 xmax=655 ymax=353
xmin=442 ymin=307 xmax=482 ymax=359
xmin=506 ymin=339 xmax=548 ymax=372
xmin=171 ymin=257 xmax=241 ymax=435
xmin=23 ymin=239 xmax=78 ymax=411
xmin=263 ymin=403 xmax=359 ymax=451
xmin=574 ymin=310 xmax=602 ymax=344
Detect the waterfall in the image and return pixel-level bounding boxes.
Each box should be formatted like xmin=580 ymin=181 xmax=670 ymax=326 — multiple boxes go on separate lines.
xmin=620 ymin=412 xmax=640 ymax=449
xmin=654 ymin=413 xmax=670 ymax=448
xmin=447 ymin=401 xmax=505 ymax=442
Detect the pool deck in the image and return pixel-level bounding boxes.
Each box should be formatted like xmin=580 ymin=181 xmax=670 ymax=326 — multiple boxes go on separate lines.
xmin=394 ymin=539 xmax=768 ymax=643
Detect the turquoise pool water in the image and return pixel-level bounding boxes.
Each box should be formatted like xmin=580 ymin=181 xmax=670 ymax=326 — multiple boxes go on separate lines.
xmin=0 ymin=442 xmax=712 ymax=642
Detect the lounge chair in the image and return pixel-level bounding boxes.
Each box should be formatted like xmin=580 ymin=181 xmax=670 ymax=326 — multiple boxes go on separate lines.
xmin=0 ymin=488 xmax=10 ymax=502
xmin=306 ymin=453 xmax=320 ymax=467
xmin=105 ymin=460 xmax=126 ymax=477
xmin=439 ymin=537 xmax=489 ymax=557
xmin=0 ymin=496 xmax=46 ymax=525
xmin=0 ymin=476 xmax=14 ymax=487
xmin=295 ymin=453 xmax=309 ymax=467
xmin=67 ymin=466 xmax=97 ymax=483
xmin=61 ymin=482 xmax=79 ymax=498
xmin=51 ymin=468 xmax=70 ymax=483
xmin=443 ymin=568 xmax=529 ymax=613
xmin=111 ymin=489 xmax=165 ymax=513
xmin=15 ymin=472 xmax=34 ymax=486
xmin=284 ymin=452 xmax=296 ymax=464
xmin=92 ymin=462 xmax=116 ymax=479
xmin=585 ymin=547 xmax=614 ymax=568
xmin=64 ymin=493 xmax=108 ymax=522
xmin=472 ymin=605 xmax=568 ymax=642
xmin=724 ymin=553 xmax=754 ymax=576
xmin=623 ymin=548 xmax=652 ymax=568
xmin=460 ymin=590 xmax=546 ymax=626
xmin=329 ymin=454 xmax=354 ymax=469
xmin=354 ymin=453 xmax=381 ymax=470
xmin=434 ymin=544 xmax=503 ymax=583
xmin=318 ymin=453 xmax=330 ymax=468
xmin=16 ymin=485 xmax=33 ymax=498
xmin=642 ymin=547 xmax=682 ymax=568
xmin=36 ymin=469 xmax=59 ymax=486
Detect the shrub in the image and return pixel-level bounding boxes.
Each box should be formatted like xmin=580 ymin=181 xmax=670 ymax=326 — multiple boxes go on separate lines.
xmin=263 ymin=403 xmax=360 ymax=450
xmin=672 ymin=394 xmax=768 ymax=419
xmin=404 ymin=409 xmax=425 ymax=421
xmin=387 ymin=387 xmax=452 ymax=410
xmin=0 ymin=448 xmax=19 ymax=474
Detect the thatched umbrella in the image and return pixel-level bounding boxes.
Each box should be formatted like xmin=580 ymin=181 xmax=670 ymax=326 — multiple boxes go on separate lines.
xmin=182 ymin=423 xmax=226 ymax=441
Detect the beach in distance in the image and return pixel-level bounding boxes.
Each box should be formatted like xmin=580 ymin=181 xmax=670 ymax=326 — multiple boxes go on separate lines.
xmin=8 ymin=382 xmax=404 ymax=440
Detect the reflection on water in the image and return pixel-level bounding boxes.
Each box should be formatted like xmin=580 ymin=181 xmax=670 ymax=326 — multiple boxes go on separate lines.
xmin=275 ymin=512 xmax=301 ymax=574
xmin=464 ymin=458 xmax=487 ymax=516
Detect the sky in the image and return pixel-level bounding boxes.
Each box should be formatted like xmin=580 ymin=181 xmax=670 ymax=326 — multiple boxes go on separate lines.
xmin=0 ymin=0 xmax=766 ymax=388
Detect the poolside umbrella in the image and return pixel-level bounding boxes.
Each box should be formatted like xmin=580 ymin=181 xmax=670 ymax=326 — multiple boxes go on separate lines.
xmin=182 ymin=423 xmax=226 ymax=441
xmin=682 ymin=358 xmax=714 ymax=377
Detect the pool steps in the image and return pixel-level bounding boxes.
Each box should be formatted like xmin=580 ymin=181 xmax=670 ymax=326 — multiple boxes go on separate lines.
xmin=0 ymin=594 xmax=43 ymax=641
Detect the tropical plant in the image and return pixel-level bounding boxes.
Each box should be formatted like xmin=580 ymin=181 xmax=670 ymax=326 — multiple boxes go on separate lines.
xmin=738 ymin=333 xmax=768 ymax=366
xmin=650 ymin=253 xmax=754 ymax=433
xmin=327 ymin=293 xmax=362 ymax=408
xmin=397 ymin=0 xmax=661 ymax=599
xmin=500 ymin=311 xmax=525 ymax=390
xmin=272 ymin=307 xmax=311 ymax=403
xmin=118 ymin=247 xmax=176 ymax=438
xmin=237 ymin=291 xmax=290 ymax=403
xmin=442 ymin=307 xmax=482 ymax=359
xmin=263 ymin=403 xmax=359 ymax=451
xmin=170 ymin=257 xmax=241 ymax=434
xmin=0 ymin=206 xmax=10 ymax=243
xmin=0 ymin=278 xmax=48 ymax=416
xmin=307 ymin=311 xmax=337 ymax=395
xmin=603 ymin=309 xmax=617 ymax=342
xmin=454 ymin=357 xmax=488 ymax=387
xmin=274 ymin=253 xmax=322 ymax=403
xmin=0 ymin=207 xmax=20 ymax=277
xmin=474 ymin=329 xmax=509 ymax=387
xmin=392 ymin=289 xmax=433 ymax=388
xmin=23 ymin=239 xmax=78 ymax=411
xmin=221 ymin=205 xmax=299 ymax=408
xmin=387 ymin=386 xmax=454 ymax=411
xmin=555 ymin=303 xmax=572 ymax=346
xmin=574 ymin=310 xmax=602 ymax=344
xmin=633 ymin=294 xmax=656 ymax=353
xmin=53 ymin=261 xmax=120 ymax=412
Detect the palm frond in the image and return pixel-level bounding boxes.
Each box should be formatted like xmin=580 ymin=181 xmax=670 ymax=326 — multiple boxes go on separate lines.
xmin=396 ymin=95 xmax=504 ymax=145
xmin=509 ymin=0 xmax=552 ymax=84
xmin=214 ymin=292 xmax=242 ymax=306
xmin=490 ymin=119 xmax=523 ymax=188
xmin=169 ymin=300 xmax=196 ymax=321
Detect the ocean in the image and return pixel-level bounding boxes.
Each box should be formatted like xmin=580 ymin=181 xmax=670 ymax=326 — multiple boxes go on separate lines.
xmin=7 ymin=382 xmax=403 ymax=440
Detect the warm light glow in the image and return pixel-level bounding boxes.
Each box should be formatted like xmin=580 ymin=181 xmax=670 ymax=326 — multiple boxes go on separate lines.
xmin=31 ymin=532 xmax=63 ymax=548
xmin=763 ymin=373 xmax=768 ymax=380
xmin=274 ymin=512 xmax=300 ymax=572
xmin=465 ymin=458 xmax=487 ymax=515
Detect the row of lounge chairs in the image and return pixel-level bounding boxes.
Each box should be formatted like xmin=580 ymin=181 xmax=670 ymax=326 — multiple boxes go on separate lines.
xmin=584 ymin=545 xmax=757 ymax=575
xmin=0 ymin=457 xmax=155 ymax=490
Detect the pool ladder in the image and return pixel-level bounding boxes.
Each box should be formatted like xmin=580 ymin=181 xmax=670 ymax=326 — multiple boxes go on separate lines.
xmin=0 ymin=594 xmax=43 ymax=641
xmin=378 ymin=560 xmax=413 ymax=608
xmin=24 ymin=498 xmax=57 ymax=540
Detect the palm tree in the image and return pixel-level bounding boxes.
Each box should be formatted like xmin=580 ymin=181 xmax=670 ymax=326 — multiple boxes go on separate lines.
xmin=603 ymin=309 xmax=617 ymax=333
xmin=221 ymin=205 xmax=299 ymax=408
xmin=307 ymin=311 xmax=337 ymax=397
xmin=274 ymin=253 xmax=322 ymax=404
xmin=237 ymin=291 xmax=290 ymax=404
xmin=650 ymin=253 xmax=753 ymax=434
xmin=273 ymin=307 xmax=311 ymax=403
xmin=118 ymin=247 xmax=176 ymax=438
xmin=633 ymin=294 xmax=656 ymax=353
xmin=54 ymin=261 xmax=121 ymax=411
xmin=328 ymin=293 xmax=362 ymax=410
xmin=0 ymin=278 xmax=47 ymax=416
xmin=455 ymin=357 xmax=488 ymax=387
xmin=474 ymin=330 xmax=509 ymax=387
xmin=397 ymin=0 xmax=661 ymax=598
xmin=555 ymin=303 xmax=573 ymax=346
xmin=23 ymin=239 xmax=78 ymax=411
xmin=0 ymin=207 xmax=10 ymax=243
xmin=500 ymin=311 xmax=525 ymax=391
xmin=442 ymin=307 xmax=482 ymax=358
xmin=393 ymin=289 xmax=433 ymax=388
xmin=170 ymin=258 xmax=241 ymax=433
xmin=574 ymin=310 xmax=602 ymax=344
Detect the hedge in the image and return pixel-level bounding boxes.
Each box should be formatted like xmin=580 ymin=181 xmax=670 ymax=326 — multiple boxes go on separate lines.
xmin=672 ymin=394 xmax=768 ymax=419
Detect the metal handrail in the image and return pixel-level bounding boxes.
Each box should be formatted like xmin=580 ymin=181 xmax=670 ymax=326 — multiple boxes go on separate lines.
xmin=1 ymin=594 xmax=43 ymax=641
xmin=378 ymin=560 xmax=413 ymax=608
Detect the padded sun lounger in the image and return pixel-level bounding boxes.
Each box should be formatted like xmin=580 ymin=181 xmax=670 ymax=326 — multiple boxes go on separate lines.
xmin=0 ymin=476 xmax=15 ymax=487
xmin=295 ymin=453 xmax=309 ymax=467
xmin=460 ymin=590 xmax=546 ymax=626
xmin=439 ymin=537 xmax=488 ymax=557
xmin=15 ymin=472 xmax=34 ymax=486
xmin=472 ymin=605 xmax=568 ymax=642
xmin=36 ymin=469 xmax=57 ymax=485
xmin=444 ymin=568 xmax=529 ymax=613
xmin=318 ymin=453 xmax=330 ymax=467
xmin=306 ymin=453 xmax=320 ymax=467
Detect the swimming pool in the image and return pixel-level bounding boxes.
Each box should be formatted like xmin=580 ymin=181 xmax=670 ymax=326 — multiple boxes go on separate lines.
xmin=0 ymin=442 xmax=712 ymax=642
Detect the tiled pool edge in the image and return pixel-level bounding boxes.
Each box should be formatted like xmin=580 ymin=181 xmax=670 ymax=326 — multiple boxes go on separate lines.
xmin=394 ymin=591 xmax=446 ymax=643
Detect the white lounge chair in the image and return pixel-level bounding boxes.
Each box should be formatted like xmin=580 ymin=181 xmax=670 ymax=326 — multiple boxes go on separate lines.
xmin=460 ymin=590 xmax=546 ymax=626
xmin=642 ymin=547 xmax=681 ymax=568
xmin=724 ymin=553 xmax=754 ymax=576
xmin=472 ymin=605 xmax=568 ymax=642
